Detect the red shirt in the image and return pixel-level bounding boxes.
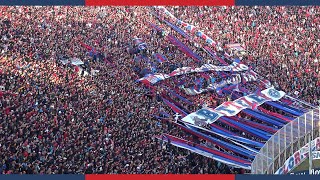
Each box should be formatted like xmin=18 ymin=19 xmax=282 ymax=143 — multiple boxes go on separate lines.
xmin=4 ymin=107 xmax=10 ymax=115
xmin=23 ymin=151 xmax=29 ymax=158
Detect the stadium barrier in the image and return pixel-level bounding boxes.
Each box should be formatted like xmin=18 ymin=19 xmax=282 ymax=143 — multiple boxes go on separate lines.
xmin=251 ymin=106 xmax=320 ymax=174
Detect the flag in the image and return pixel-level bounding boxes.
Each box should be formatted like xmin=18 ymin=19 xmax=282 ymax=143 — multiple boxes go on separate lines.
xmin=153 ymin=53 xmax=167 ymax=63
xmin=254 ymin=87 xmax=262 ymax=96
xmin=162 ymin=97 xmax=188 ymax=117
xmin=216 ymin=87 xmax=223 ymax=96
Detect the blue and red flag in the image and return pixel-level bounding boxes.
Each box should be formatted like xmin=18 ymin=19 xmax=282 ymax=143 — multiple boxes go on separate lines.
xmin=153 ymin=53 xmax=168 ymax=63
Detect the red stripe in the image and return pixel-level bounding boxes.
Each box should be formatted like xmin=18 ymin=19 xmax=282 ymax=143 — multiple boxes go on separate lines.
xmin=174 ymin=123 xmax=251 ymax=163
xmin=219 ymin=118 xmax=258 ymax=138
xmin=164 ymin=133 xmax=250 ymax=164
xmin=258 ymin=107 xmax=291 ymax=123
xmin=86 ymin=175 xmax=235 ymax=180
xmin=228 ymin=116 xmax=277 ymax=133
xmin=85 ymin=0 xmax=235 ymax=6
xmin=196 ymin=143 xmax=250 ymax=164
xmin=162 ymin=97 xmax=188 ymax=117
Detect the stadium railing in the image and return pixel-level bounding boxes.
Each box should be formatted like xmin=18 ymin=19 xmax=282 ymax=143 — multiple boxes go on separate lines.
xmin=251 ymin=106 xmax=320 ymax=174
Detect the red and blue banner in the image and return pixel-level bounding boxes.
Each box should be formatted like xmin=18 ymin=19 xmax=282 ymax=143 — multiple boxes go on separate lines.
xmin=182 ymin=87 xmax=286 ymax=125
xmin=183 ymin=72 xmax=258 ymax=95
xmin=137 ymin=62 xmax=250 ymax=84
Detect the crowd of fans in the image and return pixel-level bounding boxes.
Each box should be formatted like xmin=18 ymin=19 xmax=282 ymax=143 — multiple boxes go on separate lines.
xmin=167 ymin=6 xmax=320 ymax=104
xmin=0 ymin=6 xmax=319 ymax=174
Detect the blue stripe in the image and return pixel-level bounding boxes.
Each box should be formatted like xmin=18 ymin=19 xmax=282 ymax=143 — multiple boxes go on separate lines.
xmin=221 ymin=117 xmax=272 ymax=137
xmin=163 ymin=20 xmax=190 ymax=39
xmin=253 ymin=109 xmax=289 ymax=124
xmin=218 ymin=118 xmax=269 ymax=140
xmin=243 ymin=109 xmax=284 ymax=127
xmin=233 ymin=116 xmax=279 ymax=132
xmin=266 ymin=101 xmax=304 ymax=116
xmin=209 ymin=126 xmax=264 ymax=148
xmin=0 ymin=0 xmax=84 ymax=5
xmin=168 ymin=35 xmax=203 ymax=61
xmin=182 ymin=124 xmax=256 ymax=159
xmin=168 ymin=140 xmax=251 ymax=169
xmin=236 ymin=0 xmax=320 ymax=5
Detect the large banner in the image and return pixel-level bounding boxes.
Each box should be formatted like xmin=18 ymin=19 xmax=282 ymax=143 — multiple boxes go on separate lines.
xmin=169 ymin=62 xmax=249 ymax=76
xmin=182 ymin=87 xmax=286 ymax=126
xmin=155 ymin=6 xmax=217 ymax=47
xmin=138 ymin=73 xmax=170 ymax=84
xmin=183 ymin=72 xmax=258 ymax=95
xmin=137 ymin=62 xmax=249 ymax=84
xmin=275 ymin=137 xmax=320 ymax=174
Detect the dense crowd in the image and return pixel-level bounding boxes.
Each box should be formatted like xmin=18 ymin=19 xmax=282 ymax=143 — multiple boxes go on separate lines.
xmin=166 ymin=6 xmax=320 ymax=104
xmin=0 ymin=6 xmax=319 ymax=174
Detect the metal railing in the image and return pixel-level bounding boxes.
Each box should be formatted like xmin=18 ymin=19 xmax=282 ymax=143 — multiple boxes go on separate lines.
xmin=251 ymin=107 xmax=320 ymax=174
